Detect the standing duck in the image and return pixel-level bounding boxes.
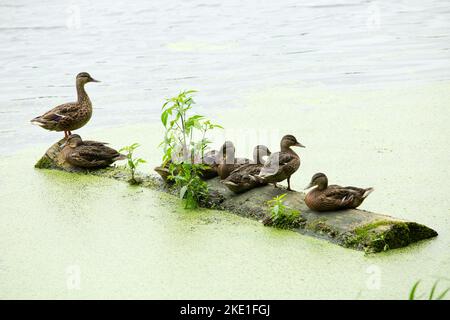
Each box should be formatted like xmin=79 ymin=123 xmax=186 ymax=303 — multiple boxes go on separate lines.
xmin=222 ymin=145 xmax=271 ymax=193
xmin=257 ymin=135 xmax=305 ymax=191
xmin=31 ymin=72 xmax=100 ymax=138
xmin=304 ymin=173 xmax=374 ymax=212
xmin=60 ymin=134 xmax=125 ymax=168
xmin=216 ymin=141 xmax=250 ymax=179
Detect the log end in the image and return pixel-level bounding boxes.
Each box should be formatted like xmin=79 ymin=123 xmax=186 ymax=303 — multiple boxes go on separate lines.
xmin=339 ymin=220 xmax=438 ymax=253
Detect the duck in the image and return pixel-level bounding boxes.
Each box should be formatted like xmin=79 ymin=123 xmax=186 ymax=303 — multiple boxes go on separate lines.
xmin=154 ymin=163 xmax=172 ymax=182
xmin=154 ymin=149 xmax=219 ymax=182
xmin=199 ymin=149 xmax=220 ymax=179
xmin=304 ymin=173 xmax=374 ymax=212
xmin=222 ymin=145 xmax=271 ymax=193
xmin=60 ymin=134 xmax=125 ymax=168
xmin=31 ymin=72 xmax=100 ymax=138
xmin=216 ymin=141 xmax=250 ymax=179
xmin=257 ymin=134 xmax=305 ymax=191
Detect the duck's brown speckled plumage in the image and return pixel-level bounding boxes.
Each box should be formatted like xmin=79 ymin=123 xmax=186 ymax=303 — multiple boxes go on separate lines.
xmin=217 ymin=141 xmax=250 ymax=180
xmin=258 ymin=135 xmax=305 ymax=191
xmin=31 ymin=72 xmax=99 ymax=138
xmin=222 ymin=145 xmax=271 ymax=193
xmin=199 ymin=149 xmax=220 ymax=179
xmin=305 ymin=173 xmax=374 ymax=212
xmin=61 ymin=134 xmax=125 ymax=168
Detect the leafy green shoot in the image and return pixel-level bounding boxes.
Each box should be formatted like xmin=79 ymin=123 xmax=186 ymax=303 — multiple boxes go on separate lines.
xmin=119 ymin=143 xmax=146 ymax=185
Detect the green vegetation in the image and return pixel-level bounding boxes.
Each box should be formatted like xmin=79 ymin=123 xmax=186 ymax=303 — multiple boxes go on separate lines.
xmin=343 ymin=219 xmax=410 ymax=253
xmin=307 ymin=219 xmax=336 ymax=237
xmin=172 ymin=163 xmax=209 ymax=209
xmin=34 ymin=156 xmax=54 ymax=169
xmin=119 ymin=143 xmax=146 ymax=185
xmin=354 ymin=220 xmax=395 ymax=236
xmin=409 ymin=280 xmax=449 ymax=300
xmin=264 ymin=194 xmax=302 ymax=229
xmin=159 ymin=90 xmax=223 ymax=209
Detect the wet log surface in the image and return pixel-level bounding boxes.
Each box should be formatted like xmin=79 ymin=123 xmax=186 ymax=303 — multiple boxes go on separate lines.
xmin=36 ymin=139 xmax=438 ymax=253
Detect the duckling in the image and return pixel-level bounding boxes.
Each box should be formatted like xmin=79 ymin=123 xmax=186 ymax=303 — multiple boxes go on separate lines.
xmin=257 ymin=135 xmax=305 ymax=191
xmin=60 ymin=134 xmax=125 ymax=168
xmin=31 ymin=72 xmax=100 ymax=138
xmin=216 ymin=141 xmax=250 ymax=179
xmin=304 ymin=173 xmax=374 ymax=212
xmin=222 ymin=145 xmax=271 ymax=193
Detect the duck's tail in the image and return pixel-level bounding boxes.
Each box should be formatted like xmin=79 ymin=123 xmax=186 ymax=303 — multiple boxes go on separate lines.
xmin=221 ymin=180 xmax=243 ymax=193
xmin=363 ymin=187 xmax=374 ymax=199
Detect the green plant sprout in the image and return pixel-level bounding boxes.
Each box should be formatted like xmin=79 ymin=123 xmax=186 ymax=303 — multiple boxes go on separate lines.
xmin=159 ymin=90 xmax=222 ymax=209
xmin=264 ymin=193 xmax=301 ymax=229
xmin=119 ymin=143 xmax=146 ymax=185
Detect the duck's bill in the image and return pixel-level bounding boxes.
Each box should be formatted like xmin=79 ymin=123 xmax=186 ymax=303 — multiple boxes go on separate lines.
xmin=295 ymin=142 xmax=305 ymax=148
xmin=90 ymin=78 xmax=101 ymax=83
xmin=303 ymin=184 xmax=318 ymax=191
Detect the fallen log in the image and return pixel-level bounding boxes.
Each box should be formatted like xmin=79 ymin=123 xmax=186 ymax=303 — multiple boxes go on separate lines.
xmin=35 ymin=139 xmax=438 ymax=253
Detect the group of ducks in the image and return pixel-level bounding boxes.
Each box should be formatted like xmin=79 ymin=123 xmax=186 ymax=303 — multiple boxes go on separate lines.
xmin=31 ymin=72 xmax=374 ymax=212
xmin=167 ymin=134 xmax=374 ymax=212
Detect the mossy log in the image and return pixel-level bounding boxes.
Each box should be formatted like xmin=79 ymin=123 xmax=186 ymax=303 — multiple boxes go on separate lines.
xmin=36 ymin=139 xmax=438 ymax=253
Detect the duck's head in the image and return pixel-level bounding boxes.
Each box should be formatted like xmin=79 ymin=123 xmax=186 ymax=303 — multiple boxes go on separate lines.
xmin=280 ymin=135 xmax=305 ymax=150
xmin=253 ymin=145 xmax=271 ymax=164
xmin=219 ymin=141 xmax=236 ymax=163
xmin=76 ymin=72 xmax=100 ymax=85
xmin=305 ymin=172 xmax=328 ymax=191
xmin=61 ymin=134 xmax=83 ymax=148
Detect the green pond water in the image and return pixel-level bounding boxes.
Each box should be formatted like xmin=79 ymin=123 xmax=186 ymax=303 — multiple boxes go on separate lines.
xmin=1 ymin=82 xmax=449 ymax=299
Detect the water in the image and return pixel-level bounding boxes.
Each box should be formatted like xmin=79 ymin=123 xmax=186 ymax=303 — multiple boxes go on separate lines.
xmin=0 ymin=0 xmax=449 ymax=299
xmin=1 ymin=0 xmax=450 ymax=152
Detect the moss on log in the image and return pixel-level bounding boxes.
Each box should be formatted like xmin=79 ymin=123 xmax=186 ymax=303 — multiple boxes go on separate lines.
xmin=36 ymin=139 xmax=438 ymax=253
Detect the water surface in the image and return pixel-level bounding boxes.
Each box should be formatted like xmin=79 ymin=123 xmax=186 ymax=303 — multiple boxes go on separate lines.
xmin=1 ymin=0 xmax=450 ymax=152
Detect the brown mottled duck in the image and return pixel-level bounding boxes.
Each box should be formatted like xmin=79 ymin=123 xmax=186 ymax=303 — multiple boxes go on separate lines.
xmin=60 ymin=134 xmax=125 ymax=168
xmin=222 ymin=145 xmax=271 ymax=193
xmin=257 ymin=134 xmax=305 ymax=191
xmin=31 ymin=72 xmax=100 ymax=138
xmin=216 ymin=141 xmax=250 ymax=180
xmin=304 ymin=173 xmax=374 ymax=212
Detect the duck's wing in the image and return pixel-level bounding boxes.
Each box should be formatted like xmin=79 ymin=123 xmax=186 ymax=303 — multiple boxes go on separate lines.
xmin=68 ymin=145 xmax=123 ymax=167
xmin=31 ymin=102 xmax=79 ymax=128
xmin=226 ymin=164 xmax=261 ymax=183
xmin=321 ymin=187 xmax=361 ymax=206
xmin=258 ymin=152 xmax=295 ymax=177
xmin=201 ymin=150 xmax=218 ymax=166
xmin=343 ymin=186 xmax=374 ymax=198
